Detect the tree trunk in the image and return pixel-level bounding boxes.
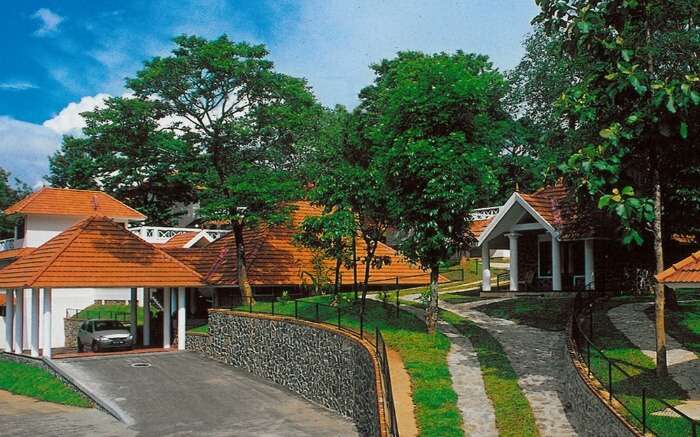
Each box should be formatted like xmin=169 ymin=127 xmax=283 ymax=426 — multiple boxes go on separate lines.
xmin=333 ymin=257 xmax=342 ymax=301
xmin=652 ymin=165 xmax=668 ymax=377
xmin=233 ymin=221 xmax=254 ymax=306
xmin=359 ymin=240 xmax=376 ymax=318
xmin=425 ymin=264 xmax=440 ymax=333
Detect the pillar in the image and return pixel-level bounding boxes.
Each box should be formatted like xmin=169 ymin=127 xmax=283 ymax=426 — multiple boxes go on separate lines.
xmin=30 ymin=288 xmax=40 ymax=357
xmin=481 ymin=242 xmax=491 ymax=291
xmin=163 ymin=288 xmax=171 ymax=349
xmin=143 ymin=288 xmax=151 ymax=346
xmin=13 ymin=289 xmax=23 ymax=354
xmin=506 ymin=233 xmax=521 ymax=291
xmin=130 ymin=288 xmax=137 ymax=343
xmin=584 ymin=239 xmax=595 ymax=290
xmin=43 ymin=288 xmax=52 ymax=359
xmin=551 ymin=235 xmax=562 ymax=291
xmin=177 ymin=287 xmax=186 ymax=351
xmin=4 ymin=290 xmax=13 ymax=353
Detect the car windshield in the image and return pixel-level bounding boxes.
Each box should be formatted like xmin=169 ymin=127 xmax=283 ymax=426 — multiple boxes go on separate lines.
xmin=94 ymin=320 xmax=126 ymax=331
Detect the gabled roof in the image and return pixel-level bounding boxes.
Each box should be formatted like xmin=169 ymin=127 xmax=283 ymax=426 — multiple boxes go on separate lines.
xmin=470 ymin=217 xmax=494 ymax=239
xmin=159 ymin=231 xmax=212 ymax=249
xmin=167 ymin=201 xmax=432 ymax=287
xmin=0 ymin=216 xmax=203 ymax=288
xmin=3 ymin=187 xmax=146 ymax=221
xmin=656 ymin=251 xmax=700 ymax=285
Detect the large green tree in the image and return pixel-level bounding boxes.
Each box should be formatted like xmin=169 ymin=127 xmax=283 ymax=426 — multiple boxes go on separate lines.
xmin=127 ymin=35 xmax=322 ymax=304
xmin=535 ymin=0 xmax=700 ymax=375
xmin=358 ymin=51 xmax=503 ymax=331
xmin=48 ymin=97 xmax=199 ymax=225
xmin=0 ymin=168 xmax=30 ymax=239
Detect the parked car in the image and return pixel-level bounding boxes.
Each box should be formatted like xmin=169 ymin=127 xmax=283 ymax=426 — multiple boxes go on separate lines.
xmin=77 ymin=319 xmax=134 ymax=352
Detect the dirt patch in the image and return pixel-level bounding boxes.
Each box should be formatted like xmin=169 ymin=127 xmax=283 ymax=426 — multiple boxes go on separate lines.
xmin=387 ymin=347 xmax=419 ymax=437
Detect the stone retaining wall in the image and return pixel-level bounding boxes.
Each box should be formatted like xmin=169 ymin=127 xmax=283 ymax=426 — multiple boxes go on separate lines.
xmin=64 ymin=318 xmax=82 ymax=348
xmin=186 ymin=310 xmax=383 ymax=437
xmin=560 ymin=319 xmax=636 ymax=436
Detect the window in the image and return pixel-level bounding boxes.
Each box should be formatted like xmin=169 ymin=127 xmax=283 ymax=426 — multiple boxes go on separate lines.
xmin=94 ymin=320 xmax=126 ymax=331
xmin=538 ymin=239 xmax=552 ymax=277
xmin=14 ymin=217 xmax=25 ymax=240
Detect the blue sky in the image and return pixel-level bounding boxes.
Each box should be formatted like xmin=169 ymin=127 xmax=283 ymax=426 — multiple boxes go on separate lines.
xmin=0 ymin=0 xmax=539 ymax=187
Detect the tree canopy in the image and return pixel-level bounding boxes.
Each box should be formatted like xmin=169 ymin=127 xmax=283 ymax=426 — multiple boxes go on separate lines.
xmin=0 ymin=168 xmax=30 ymax=239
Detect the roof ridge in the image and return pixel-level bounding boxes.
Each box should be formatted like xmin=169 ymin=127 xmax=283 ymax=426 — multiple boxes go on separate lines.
xmin=657 ymin=250 xmax=700 ymax=281
xmin=24 ymin=215 xmax=95 ymax=287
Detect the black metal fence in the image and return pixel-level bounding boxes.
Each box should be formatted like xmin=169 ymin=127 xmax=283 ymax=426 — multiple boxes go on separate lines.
xmin=66 ymin=308 xmax=131 ymax=321
xmin=376 ymin=327 xmax=399 ymax=437
xmin=571 ymin=291 xmax=699 ymax=436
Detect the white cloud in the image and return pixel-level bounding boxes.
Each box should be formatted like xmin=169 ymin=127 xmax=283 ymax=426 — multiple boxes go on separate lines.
xmin=0 ymin=117 xmax=61 ymax=187
xmin=0 ymin=81 xmax=38 ymax=91
xmin=32 ymin=8 xmax=64 ymax=37
xmin=42 ymin=93 xmax=111 ymax=136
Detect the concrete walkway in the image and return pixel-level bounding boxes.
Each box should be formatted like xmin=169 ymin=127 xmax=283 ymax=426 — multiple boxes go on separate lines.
xmin=440 ymin=299 xmax=579 ymax=436
xmin=397 ymin=302 xmax=498 ymax=436
xmin=608 ymin=302 xmax=700 ymax=419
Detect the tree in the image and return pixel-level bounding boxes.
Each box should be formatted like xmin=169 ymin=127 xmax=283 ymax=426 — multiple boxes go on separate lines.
xmin=294 ymin=209 xmax=356 ymax=300
xmin=0 ymin=168 xmax=30 ymax=239
xmin=48 ymin=97 xmax=199 ymax=225
xmin=535 ymin=0 xmax=700 ymax=376
xmin=127 ymin=35 xmax=322 ymax=305
xmin=358 ymin=51 xmax=503 ymax=331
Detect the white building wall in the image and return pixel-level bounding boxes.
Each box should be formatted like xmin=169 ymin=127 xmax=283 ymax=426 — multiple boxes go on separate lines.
xmin=0 ymin=314 xmax=5 ymax=350
xmin=24 ymin=215 xmax=85 ymax=248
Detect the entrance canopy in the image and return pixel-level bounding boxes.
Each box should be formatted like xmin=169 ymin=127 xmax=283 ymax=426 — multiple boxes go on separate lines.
xmin=0 ymin=216 xmax=203 ymax=289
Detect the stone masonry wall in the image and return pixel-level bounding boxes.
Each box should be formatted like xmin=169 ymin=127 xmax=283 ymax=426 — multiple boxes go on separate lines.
xmin=187 ymin=310 xmax=381 ymax=437
xmin=63 ymin=318 xmax=82 ymax=348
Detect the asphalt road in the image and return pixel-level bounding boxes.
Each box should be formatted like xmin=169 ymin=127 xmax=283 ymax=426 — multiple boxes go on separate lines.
xmin=53 ymin=352 xmax=358 ymax=436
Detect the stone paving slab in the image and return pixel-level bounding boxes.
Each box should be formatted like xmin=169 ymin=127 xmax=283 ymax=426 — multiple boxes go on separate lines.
xmin=607 ymin=302 xmax=700 ymax=420
xmin=440 ymin=299 xmax=579 ymax=436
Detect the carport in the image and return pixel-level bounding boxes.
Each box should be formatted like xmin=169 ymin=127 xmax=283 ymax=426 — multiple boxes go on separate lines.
xmin=0 ymin=216 xmax=204 ymax=358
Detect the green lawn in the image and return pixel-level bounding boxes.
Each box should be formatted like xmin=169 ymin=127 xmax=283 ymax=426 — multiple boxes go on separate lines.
xmin=0 ymin=358 xmax=91 ymax=407
xmin=476 ymin=298 xmax=571 ymax=331
xmin=440 ymin=308 xmax=540 ymax=437
xmin=75 ymin=303 xmax=156 ymax=325
xmin=584 ymin=299 xmax=693 ymax=436
xmin=439 ymin=290 xmax=484 ymax=305
xmin=643 ymin=296 xmax=700 ymax=356
xmin=209 ymin=295 xmax=465 ymax=437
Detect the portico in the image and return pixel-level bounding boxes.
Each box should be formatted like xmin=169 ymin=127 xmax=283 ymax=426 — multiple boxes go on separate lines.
xmin=0 ymin=216 xmax=204 ymax=358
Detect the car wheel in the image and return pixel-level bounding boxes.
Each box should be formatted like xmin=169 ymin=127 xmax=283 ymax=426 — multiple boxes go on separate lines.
xmin=77 ymin=339 xmax=84 ymax=353
xmin=91 ymin=340 xmax=100 ymax=353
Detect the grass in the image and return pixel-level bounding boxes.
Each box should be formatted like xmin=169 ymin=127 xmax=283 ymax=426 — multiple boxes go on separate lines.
xmin=439 ymin=289 xmax=484 ymax=304
xmin=476 ymin=298 xmax=571 ymax=331
xmin=643 ymin=294 xmax=700 ymax=357
xmin=75 ymin=303 xmax=156 ymax=325
xmin=188 ymin=324 xmax=209 ymax=334
xmin=583 ymin=299 xmax=693 ymax=436
xmin=0 ymin=358 xmax=91 ymax=407
xmin=205 ymin=294 xmax=465 ymax=437
xmin=440 ymin=308 xmax=540 ymax=437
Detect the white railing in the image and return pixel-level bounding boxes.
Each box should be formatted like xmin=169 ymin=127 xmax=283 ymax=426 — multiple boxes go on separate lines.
xmin=0 ymin=238 xmax=15 ymax=252
xmin=470 ymin=206 xmax=501 ymax=221
xmin=129 ymin=226 xmax=230 ymax=244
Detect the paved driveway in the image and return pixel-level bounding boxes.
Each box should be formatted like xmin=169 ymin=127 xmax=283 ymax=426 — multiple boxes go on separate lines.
xmin=53 ymin=352 xmax=358 ymax=436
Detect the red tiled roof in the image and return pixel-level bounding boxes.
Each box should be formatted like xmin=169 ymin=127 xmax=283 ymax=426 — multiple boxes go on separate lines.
xmin=0 ymin=248 xmax=35 ymax=262
xmin=3 ymin=187 xmax=146 ymax=220
xmin=656 ymin=251 xmax=700 ymax=284
xmin=159 ymin=232 xmax=200 ymax=249
xmin=518 ymin=184 xmax=569 ymax=228
xmin=168 ymin=201 xmax=432 ymax=287
xmin=470 ymin=217 xmax=494 ymax=239
xmin=0 ymin=216 xmax=203 ymax=289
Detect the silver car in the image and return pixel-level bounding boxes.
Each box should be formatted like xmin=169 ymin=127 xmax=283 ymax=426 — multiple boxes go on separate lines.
xmin=77 ymin=319 xmax=134 ymax=353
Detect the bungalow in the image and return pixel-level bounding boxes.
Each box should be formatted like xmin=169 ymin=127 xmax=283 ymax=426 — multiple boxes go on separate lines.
xmin=656 ymin=251 xmax=700 ymax=289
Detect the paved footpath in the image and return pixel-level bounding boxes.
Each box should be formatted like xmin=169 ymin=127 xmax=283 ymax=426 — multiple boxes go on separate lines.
xmin=398 ymin=303 xmax=498 ymax=436
xmin=440 ymin=299 xmax=579 ymax=436
xmin=608 ymin=302 xmax=700 ymax=419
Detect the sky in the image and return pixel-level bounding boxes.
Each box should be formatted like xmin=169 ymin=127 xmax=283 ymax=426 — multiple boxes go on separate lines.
xmin=0 ymin=0 xmax=539 ymax=187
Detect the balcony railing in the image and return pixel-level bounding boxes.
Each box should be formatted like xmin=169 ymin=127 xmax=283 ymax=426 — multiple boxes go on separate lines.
xmin=129 ymin=226 xmax=230 ymax=244
xmin=0 ymin=238 xmax=15 ymax=252
xmin=470 ymin=206 xmax=500 ymax=221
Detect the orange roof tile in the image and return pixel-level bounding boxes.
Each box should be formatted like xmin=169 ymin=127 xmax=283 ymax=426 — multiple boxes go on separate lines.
xmin=168 ymin=201 xmax=432 ymax=287
xmin=3 ymin=187 xmax=146 ymax=220
xmin=0 ymin=294 xmax=5 ymax=306
xmin=656 ymin=251 xmax=700 ymax=284
xmin=0 ymin=248 xmax=35 ymax=262
xmin=470 ymin=217 xmax=494 ymax=239
xmin=0 ymin=216 xmax=203 ymax=289
xmin=159 ymin=232 xmax=201 ymax=249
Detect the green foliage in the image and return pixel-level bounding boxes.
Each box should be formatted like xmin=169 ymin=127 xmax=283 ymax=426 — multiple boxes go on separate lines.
xmin=536 ymin=0 xmax=700 ymax=245
xmin=48 ymin=97 xmax=198 ymax=225
xmin=0 ymin=168 xmax=30 ymax=239
xmin=0 ymin=358 xmax=91 ymax=407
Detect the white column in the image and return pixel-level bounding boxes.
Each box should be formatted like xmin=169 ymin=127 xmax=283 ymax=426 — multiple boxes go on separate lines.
xmin=163 ymin=288 xmax=172 ymax=349
xmin=481 ymin=242 xmax=491 ymax=291
xmin=177 ymin=287 xmax=186 ymax=350
xmin=13 ymin=289 xmax=23 ymax=354
xmin=30 ymin=288 xmax=40 ymax=357
xmin=584 ymin=239 xmax=595 ymax=290
xmin=143 ymin=288 xmax=151 ymax=346
xmin=551 ymin=235 xmax=562 ymax=291
xmin=43 ymin=288 xmax=52 ymax=359
xmin=506 ymin=233 xmax=521 ymax=291
xmin=4 ymin=290 xmax=13 ymax=353
xmin=130 ymin=288 xmax=138 ymax=343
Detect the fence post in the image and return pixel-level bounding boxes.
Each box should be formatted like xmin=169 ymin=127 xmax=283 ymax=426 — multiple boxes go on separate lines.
xmin=360 ymin=313 xmax=364 ymax=339
xmin=692 ymin=421 xmax=697 ymax=437
xmin=315 ymin=303 xmax=319 ymax=322
xmin=249 ymin=299 xmax=252 ymax=313
xmin=294 ymin=300 xmax=298 ymax=319
xmin=271 ymin=298 xmax=275 ymax=316
xmin=589 ymin=306 xmax=594 ymax=341
xmin=608 ymin=361 xmax=613 ymax=401
xmin=587 ymin=341 xmax=591 ymax=376
xmin=375 ymin=327 xmax=379 ymax=351
xmin=337 ymin=307 xmax=341 ymax=328
xmin=642 ymin=388 xmax=646 ymax=434
xmin=461 ymin=268 xmax=464 ymax=282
